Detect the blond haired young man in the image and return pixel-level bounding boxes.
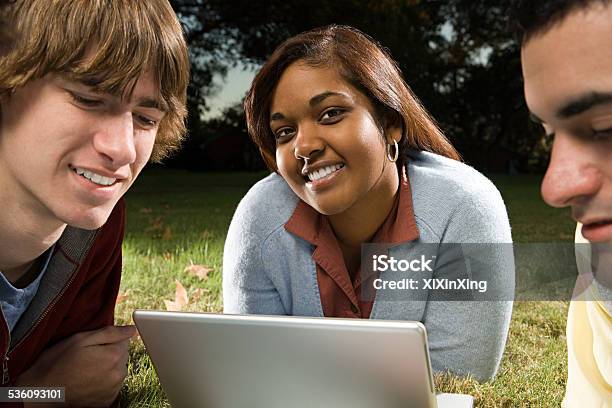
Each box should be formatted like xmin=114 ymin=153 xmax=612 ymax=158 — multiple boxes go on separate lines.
xmin=512 ymin=0 xmax=612 ymax=406
xmin=0 ymin=1 xmax=189 ymax=406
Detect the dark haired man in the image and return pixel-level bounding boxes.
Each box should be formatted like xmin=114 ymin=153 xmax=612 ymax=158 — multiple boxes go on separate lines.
xmin=511 ymin=0 xmax=612 ymax=406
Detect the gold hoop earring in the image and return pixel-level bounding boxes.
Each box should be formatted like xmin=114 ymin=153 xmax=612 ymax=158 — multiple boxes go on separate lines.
xmin=386 ymin=139 xmax=399 ymax=163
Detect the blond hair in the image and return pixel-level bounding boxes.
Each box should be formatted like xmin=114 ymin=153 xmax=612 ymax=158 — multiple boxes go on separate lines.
xmin=0 ymin=0 xmax=190 ymax=162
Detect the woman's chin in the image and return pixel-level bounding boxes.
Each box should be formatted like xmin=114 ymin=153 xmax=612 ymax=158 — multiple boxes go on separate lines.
xmin=302 ymin=196 xmax=353 ymax=217
xmin=289 ymin=179 xmax=358 ymax=217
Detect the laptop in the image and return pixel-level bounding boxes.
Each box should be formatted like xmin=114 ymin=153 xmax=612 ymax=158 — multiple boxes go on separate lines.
xmin=134 ymin=311 xmax=474 ymax=408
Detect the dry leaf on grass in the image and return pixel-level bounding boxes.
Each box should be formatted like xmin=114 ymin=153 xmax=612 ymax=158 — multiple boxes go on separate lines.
xmin=148 ymin=217 xmax=163 ymax=230
xmin=145 ymin=217 xmax=165 ymax=238
xmin=184 ymin=264 xmax=214 ymax=280
xmin=164 ymin=280 xmax=189 ymax=311
xmin=200 ymin=230 xmax=214 ymax=240
xmin=116 ymin=290 xmax=131 ymax=304
xmin=191 ymin=288 xmax=204 ymax=302
xmin=162 ymin=226 xmax=173 ymax=241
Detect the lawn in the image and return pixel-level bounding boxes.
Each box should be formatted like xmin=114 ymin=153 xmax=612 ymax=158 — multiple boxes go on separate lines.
xmin=117 ymin=169 xmax=576 ymax=407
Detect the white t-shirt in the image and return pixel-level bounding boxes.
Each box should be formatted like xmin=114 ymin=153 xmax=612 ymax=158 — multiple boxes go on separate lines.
xmin=562 ymin=226 xmax=612 ymax=407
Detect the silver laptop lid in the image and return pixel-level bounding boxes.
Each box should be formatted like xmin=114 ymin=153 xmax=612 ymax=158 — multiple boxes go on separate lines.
xmin=134 ymin=311 xmax=438 ymax=408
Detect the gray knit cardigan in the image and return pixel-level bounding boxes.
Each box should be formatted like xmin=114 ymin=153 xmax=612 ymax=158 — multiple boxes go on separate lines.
xmin=223 ymin=151 xmax=515 ymax=381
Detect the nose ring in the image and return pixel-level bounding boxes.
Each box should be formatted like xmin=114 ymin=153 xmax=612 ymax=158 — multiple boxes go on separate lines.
xmin=296 ymin=153 xmax=310 ymax=164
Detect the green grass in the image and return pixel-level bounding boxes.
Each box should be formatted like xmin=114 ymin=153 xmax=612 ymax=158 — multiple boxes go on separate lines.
xmin=117 ymin=169 xmax=576 ymax=407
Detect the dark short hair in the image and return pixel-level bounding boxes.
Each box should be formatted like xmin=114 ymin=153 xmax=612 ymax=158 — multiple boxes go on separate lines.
xmin=244 ymin=25 xmax=460 ymax=171
xmin=509 ymin=0 xmax=611 ymax=43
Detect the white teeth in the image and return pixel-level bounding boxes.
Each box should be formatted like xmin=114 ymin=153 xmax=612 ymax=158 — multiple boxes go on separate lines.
xmin=307 ymin=164 xmax=344 ymax=182
xmin=73 ymin=167 xmax=116 ymax=186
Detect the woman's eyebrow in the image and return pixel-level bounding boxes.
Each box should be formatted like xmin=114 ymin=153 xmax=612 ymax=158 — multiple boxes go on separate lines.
xmin=270 ymin=112 xmax=285 ymax=122
xmin=270 ymin=91 xmax=352 ymax=122
xmin=309 ymin=91 xmax=350 ymax=107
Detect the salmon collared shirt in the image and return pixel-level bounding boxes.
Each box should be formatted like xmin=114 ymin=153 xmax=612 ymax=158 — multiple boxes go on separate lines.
xmin=284 ymin=167 xmax=419 ymax=319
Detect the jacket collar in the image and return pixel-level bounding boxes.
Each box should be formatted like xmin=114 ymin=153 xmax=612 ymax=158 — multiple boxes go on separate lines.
xmin=9 ymin=226 xmax=98 ymax=349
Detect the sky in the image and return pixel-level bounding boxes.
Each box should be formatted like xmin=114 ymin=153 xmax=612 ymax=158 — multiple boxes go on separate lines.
xmin=203 ymin=63 xmax=257 ymax=119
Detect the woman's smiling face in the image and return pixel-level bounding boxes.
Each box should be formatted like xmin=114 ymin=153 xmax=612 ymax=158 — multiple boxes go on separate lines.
xmin=270 ymin=61 xmax=400 ymax=216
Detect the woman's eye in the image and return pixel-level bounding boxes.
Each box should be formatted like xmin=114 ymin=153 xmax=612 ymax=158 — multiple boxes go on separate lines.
xmin=320 ymin=108 xmax=345 ymax=122
xmin=70 ymin=92 xmax=103 ymax=107
xmin=274 ymin=127 xmax=295 ymax=141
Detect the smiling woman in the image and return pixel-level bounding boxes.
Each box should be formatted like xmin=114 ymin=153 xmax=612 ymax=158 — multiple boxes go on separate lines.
xmin=223 ymin=25 xmax=515 ymax=382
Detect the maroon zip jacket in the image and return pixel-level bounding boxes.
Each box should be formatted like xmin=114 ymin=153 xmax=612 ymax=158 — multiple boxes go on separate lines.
xmin=1 ymin=200 xmax=125 ymax=407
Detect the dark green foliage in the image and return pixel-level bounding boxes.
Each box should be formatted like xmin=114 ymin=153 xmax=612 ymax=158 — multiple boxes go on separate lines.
xmin=168 ymin=0 xmax=548 ymax=172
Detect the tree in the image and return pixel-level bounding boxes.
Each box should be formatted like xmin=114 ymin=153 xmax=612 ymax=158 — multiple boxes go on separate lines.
xmin=168 ymin=0 xmax=548 ymax=172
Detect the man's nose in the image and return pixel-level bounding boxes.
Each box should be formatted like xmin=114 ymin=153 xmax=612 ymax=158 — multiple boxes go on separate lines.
xmin=293 ymin=124 xmax=324 ymax=161
xmin=541 ymin=133 xmax=602 ymax=208
xmin=93 ymin=112 xmax=137 ymax=167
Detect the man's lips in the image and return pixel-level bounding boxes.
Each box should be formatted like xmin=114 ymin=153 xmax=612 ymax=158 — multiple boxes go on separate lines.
xmin=580 ymin=219 xmax=612 ymax=242
xmin=69 ymin=164 xmax=126 ymax=187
